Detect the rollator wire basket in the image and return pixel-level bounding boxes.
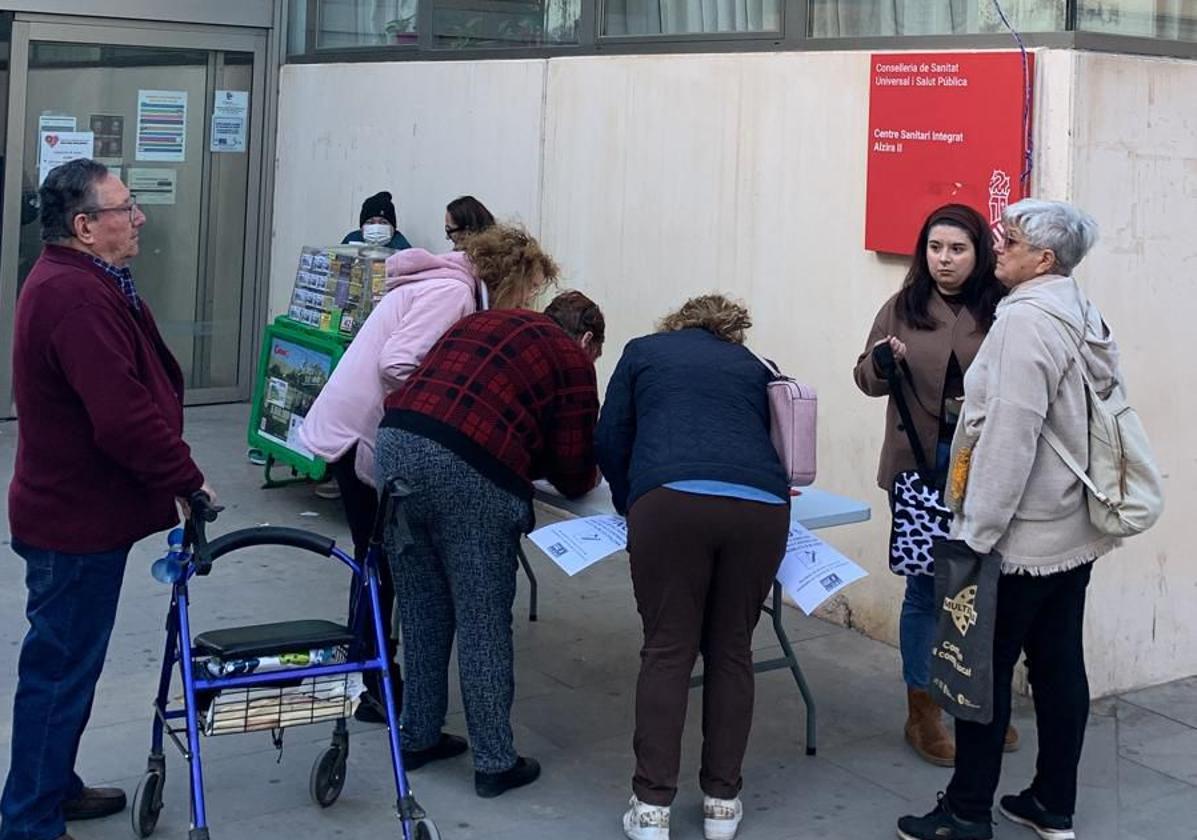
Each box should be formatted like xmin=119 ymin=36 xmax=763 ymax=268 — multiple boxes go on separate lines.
xmin=133 ymin=484 xmax=440 ymax=840
xmin=192 ymin=644 xmax=363 ymax=736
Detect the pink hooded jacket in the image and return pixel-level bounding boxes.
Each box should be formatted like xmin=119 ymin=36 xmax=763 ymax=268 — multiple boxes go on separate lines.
xmin=298 ymin=248 xmax=480 ymax=484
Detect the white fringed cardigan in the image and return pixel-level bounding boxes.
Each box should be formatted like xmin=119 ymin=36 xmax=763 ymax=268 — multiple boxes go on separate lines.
xmin=947 ymin=275 xmax=1119 ymax=575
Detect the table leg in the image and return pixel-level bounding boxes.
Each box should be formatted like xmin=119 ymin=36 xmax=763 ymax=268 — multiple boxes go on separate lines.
xmin=768 ymin=582 xmax=817 ymax=755
xmin=516 ymin=545 xmax=538 ymax=622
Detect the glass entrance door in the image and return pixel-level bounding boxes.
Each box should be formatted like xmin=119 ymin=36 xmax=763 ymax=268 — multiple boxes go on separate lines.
xmin=0 ymin=19 xmax=267 ymax=409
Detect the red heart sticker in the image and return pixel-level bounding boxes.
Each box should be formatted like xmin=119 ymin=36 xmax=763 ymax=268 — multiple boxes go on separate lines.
xmin=45 ymin=134 xmax=60 ymax=148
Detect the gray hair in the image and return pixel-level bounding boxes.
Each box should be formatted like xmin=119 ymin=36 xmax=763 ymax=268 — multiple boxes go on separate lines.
xmin=1002 ymin=199 xmax=1099 ymax=275
xmin=38 ymin=158 xmax=109 ymax=243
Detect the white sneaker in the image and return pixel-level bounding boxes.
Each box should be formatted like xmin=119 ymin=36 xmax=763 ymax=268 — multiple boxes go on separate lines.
xmin=623 ymin=795 xmax=669 ymax=840
xmin=703 ymin=796 xmax=743 ymax=840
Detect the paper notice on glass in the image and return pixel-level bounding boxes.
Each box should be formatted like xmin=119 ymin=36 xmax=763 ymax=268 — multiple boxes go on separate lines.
xmin=210 ymin=90 xmax=249 ymax=153
xmin=527 ymin=515 xmax=627 ymax=576
xmin=136 ymin=90 xmax=187 ymax=162
xmin=776 ymin=523 xmax=868 ymax=615
xmin=127 ymin=168 xmax=177 ymax=205
xmin=38 ymin=131 xmax=95 ymax=186
xmin=39 ymin=114 xmax=77 ymax=133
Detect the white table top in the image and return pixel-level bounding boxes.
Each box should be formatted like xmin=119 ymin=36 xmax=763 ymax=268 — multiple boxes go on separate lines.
xmin=534 ymin=481 xmax=870 ymax=531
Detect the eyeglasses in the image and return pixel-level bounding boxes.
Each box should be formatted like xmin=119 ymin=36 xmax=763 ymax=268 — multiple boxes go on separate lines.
xmin=445 ymin=225 xmax=463 ymax=238
xmin=82 ymin=200 xmax=141 ymax=224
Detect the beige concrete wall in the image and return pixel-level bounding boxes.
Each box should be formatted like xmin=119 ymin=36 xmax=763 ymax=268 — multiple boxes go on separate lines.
xmin=269 ymin=60 xmax=547 ymax=317
xmin=1068 ymin=52 xmax=1197 ymax=694
xmin=271 ymin=48 xmax=1194 ymax=696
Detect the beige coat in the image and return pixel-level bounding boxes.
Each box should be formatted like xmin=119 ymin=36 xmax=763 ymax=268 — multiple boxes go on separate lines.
xmin=947 ymin=275 xmax=1119 ymax=574
xmin=854 ymin=291 xmax=986 ymax=489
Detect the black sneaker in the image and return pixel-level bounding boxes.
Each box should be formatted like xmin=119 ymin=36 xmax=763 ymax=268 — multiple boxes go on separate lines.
xmin=897 ymin=796 xmax=993 ymax=840
xmin=999 ymin=790 xmax=1075 ymax=840
xmin=353 ymin=692 xmax=388 ymax=724
xmin=403 ymin=733 xmax=469 ymax=771
xmin=475 ymin=756 xmax=541 ymax=798
xmin=353 ymin=670 xmax=404 ymax=724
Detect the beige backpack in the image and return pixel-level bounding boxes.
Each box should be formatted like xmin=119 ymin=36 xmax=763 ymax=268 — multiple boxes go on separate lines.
xmin=1028 ymin=302 xmax=1164 ymax=537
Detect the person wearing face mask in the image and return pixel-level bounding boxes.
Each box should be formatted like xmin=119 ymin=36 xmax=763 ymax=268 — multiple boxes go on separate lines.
xmin=342 ymin=190 xmax=412 ymax=251
xmin=853 ymin=203 xmax=1012 ymax=768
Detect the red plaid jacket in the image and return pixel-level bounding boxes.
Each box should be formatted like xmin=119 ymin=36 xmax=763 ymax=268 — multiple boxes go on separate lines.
xmin=382 ymin=309 xmax=599 ymax=500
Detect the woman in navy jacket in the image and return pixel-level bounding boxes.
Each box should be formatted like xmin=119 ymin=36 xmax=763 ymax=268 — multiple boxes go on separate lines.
xmin=596 ymin=294 xmax=789 ymax=840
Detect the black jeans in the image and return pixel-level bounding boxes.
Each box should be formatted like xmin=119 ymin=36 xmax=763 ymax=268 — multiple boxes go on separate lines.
xmin=328 ymin=446 xmax=397 ymax=693
xmin=946 ymin=562 xmax=1094 ymax=821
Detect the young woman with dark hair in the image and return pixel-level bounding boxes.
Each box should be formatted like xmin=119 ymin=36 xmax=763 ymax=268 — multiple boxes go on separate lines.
xmin=444 ymin=195 xmax=496 ymax=249
xmin=852 ymin=203 xmax=1014 ymax=767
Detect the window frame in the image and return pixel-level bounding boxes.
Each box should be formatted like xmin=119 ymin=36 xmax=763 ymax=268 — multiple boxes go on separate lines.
xmin=283 ymin=0 xmax=1197 ymax=63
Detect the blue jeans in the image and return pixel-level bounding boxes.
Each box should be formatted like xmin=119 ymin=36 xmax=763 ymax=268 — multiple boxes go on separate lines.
xmin=900 ymin=573 xmax=936 ymax=690
xmin=0 ymin=540 xmax=130 ymax=840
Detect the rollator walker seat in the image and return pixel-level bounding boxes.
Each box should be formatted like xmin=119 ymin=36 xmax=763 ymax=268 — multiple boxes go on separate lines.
xmin=193 ymin=620 xmax=354 ymax=660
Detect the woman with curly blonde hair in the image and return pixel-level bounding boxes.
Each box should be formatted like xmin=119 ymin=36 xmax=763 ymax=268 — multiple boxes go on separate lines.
xmin=298 ymin=222 xmax=554 ymax=723
xmin=458 ymin=223 xmax=557 ymax=309
xmin=596 ymin=294 xmax=790 ymax=840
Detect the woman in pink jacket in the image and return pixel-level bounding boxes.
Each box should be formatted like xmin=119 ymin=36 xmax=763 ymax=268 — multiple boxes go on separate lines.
xmin=299 ymin=224 xmax=558 ymax=723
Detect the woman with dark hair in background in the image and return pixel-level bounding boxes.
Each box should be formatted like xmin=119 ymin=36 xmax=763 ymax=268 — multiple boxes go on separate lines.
xmin=445 ymin=195 xmax=495 ymax=249
xmin=853 ymin=203 xmax=1014 ymax=767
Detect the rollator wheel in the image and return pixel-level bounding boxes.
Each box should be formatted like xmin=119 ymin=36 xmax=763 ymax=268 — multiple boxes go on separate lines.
xmin=413 ymin=818 xmax=441 ymax=840
xmin=309 ymin=747 xmax=347 ymax=807
xmin=132 ymin=770 xmax=164 ymax=837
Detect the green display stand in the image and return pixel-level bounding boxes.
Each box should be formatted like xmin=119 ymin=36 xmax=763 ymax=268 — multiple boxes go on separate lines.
xmin=248 ymin=316 xmax=350 ymax=488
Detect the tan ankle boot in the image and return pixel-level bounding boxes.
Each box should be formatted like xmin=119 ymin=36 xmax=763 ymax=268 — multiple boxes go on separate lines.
xmin=905 ymin=688 xmax=956 ymax=767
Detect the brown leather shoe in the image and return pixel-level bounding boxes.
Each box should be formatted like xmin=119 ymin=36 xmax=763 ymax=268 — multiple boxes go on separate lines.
xmin=905 ymin=688 xmax=956 ymax=767
xmin=1004 ymin=723 xmax=1021 ymax=752
xmin=62 ymin=785 xmax=127 ymax=820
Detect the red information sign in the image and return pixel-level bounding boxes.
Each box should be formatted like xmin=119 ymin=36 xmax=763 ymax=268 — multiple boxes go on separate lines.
xmin=865 ymin=51 xmax=1034 ymax=255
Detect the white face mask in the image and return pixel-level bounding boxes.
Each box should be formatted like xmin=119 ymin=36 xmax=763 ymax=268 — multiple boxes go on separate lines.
xmin=362 ymin=223 xmax=394 ymax=245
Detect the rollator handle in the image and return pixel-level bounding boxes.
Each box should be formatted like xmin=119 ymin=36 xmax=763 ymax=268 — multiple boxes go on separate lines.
xmin=186 ymin=490 xmax=223 ymax=576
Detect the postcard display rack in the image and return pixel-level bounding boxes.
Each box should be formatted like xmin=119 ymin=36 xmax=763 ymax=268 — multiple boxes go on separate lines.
xmin=247 ymin=246 xmax=391 ymax=487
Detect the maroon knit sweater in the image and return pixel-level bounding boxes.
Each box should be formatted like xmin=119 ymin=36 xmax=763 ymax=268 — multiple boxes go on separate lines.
xmin=382 ymin=309 xmax=599 ymax=500
xmin=8 ymin=245 xmax=204 ymax=553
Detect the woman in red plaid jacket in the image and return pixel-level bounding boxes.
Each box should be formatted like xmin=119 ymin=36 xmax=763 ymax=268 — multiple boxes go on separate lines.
xmin=376 ymin=290 xmax=605 ymax=798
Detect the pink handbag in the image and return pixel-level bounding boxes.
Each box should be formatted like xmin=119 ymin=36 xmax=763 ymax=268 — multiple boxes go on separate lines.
xmin=750 ymin=350 xmax=817 ymax=487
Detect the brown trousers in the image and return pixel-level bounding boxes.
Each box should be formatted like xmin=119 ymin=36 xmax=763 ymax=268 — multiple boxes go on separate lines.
xmin=627 ymin=487 xmax=789 ymax=805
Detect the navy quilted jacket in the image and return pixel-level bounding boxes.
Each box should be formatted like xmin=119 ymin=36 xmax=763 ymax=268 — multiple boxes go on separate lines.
xmin=595 ymin=328 xmax=788 ymax=515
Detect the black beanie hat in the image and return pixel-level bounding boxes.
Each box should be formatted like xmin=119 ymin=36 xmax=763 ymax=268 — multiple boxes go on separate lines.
xmin=359 ymin=191 xmax=397 ymax=228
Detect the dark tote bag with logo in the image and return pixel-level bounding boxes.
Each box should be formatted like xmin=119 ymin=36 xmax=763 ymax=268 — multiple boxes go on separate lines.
xmin=873 ymin=343 xmax=952 ymax=577
xmin=929 ymin=539 xmax=1001 ymax=724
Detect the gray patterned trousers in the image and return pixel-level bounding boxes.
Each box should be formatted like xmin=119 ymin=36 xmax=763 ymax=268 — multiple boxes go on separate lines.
xmin=375 ymin=427 xmax=532 ymax=773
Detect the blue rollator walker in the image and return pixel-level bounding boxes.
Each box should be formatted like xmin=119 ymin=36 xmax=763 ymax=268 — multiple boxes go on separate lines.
xmin=133 ymin=482 xmax=439 ymax=839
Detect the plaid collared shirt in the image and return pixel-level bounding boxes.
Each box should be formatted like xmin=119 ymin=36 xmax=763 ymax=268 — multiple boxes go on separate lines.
xmin=91 ymin=256 xmax=141 ymax=310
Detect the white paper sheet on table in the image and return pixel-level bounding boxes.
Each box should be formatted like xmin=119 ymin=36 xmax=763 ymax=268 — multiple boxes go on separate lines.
xmin=776 ymin=523 xmax=868 ymax=615
xmin=527 ymin=515 xmax=628 ymax=576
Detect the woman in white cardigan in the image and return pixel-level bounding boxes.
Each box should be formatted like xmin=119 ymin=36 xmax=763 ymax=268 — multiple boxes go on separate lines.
xmin=899 ymin=200 xmax=1122 ymax=840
